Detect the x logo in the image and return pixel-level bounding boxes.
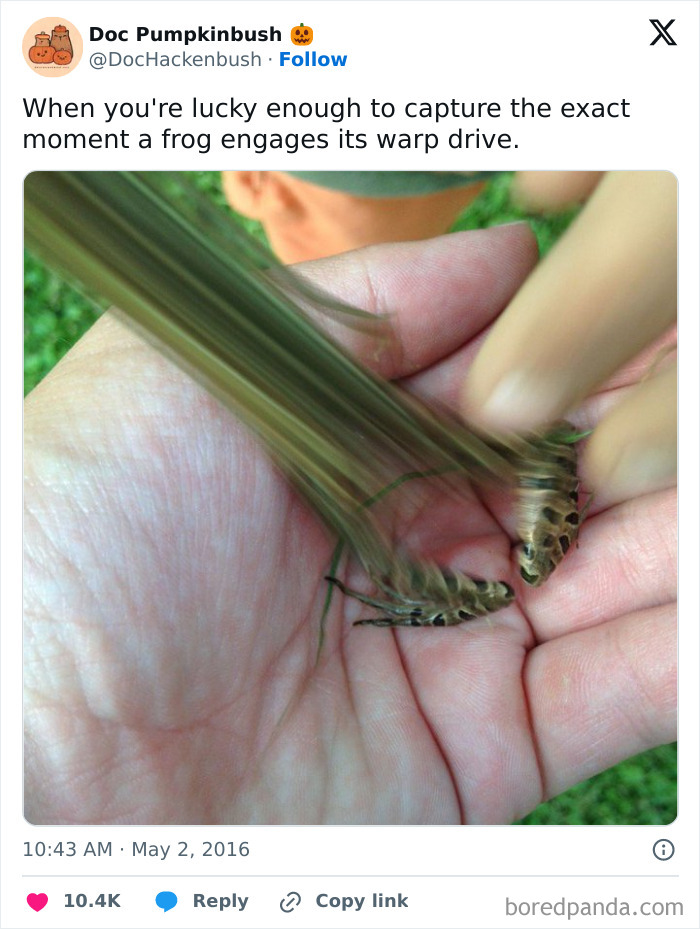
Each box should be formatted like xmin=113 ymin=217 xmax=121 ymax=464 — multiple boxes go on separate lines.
xmin=650 ymin=18 xmax=677 ymax=45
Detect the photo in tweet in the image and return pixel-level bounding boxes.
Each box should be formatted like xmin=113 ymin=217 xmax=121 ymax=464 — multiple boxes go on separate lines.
xmin=23 ymin=170 xmax=677 ymax=827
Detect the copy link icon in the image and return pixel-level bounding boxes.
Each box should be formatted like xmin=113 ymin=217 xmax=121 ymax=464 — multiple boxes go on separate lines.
xmin=280 ymin=891 xmax=301 ymax=912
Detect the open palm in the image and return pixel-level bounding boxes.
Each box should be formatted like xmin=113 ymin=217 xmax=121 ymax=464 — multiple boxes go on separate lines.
xmin=24 ymin=226 xmax=676 ymax=824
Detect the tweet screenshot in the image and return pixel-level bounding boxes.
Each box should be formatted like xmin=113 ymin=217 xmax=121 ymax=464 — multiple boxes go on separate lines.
xmin=1 ymin=0 xmax=695 ymax=926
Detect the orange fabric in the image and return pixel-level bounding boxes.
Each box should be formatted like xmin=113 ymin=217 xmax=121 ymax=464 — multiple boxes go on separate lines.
xmin=221 ymin=171 xmax=485 ymax=263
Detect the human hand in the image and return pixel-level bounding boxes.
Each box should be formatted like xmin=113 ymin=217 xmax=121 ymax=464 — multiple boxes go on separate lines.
xmin=463 ymin=171 xmax=677 ymax=505
xmin=24 ymin=225 xmax=675 ymax=825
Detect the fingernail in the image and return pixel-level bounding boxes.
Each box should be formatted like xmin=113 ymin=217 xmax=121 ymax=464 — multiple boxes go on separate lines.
xmin=477 ymin=371 xmax=560 ymax=432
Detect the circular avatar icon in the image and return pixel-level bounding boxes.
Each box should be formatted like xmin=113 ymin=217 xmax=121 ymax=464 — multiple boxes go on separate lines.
xmin=23 ymin=18 xmax=82 ymax=75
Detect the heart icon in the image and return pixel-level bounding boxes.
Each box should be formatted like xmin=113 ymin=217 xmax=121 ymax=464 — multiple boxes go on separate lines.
xmin=27 ymin=893 xmax=48 ymax=912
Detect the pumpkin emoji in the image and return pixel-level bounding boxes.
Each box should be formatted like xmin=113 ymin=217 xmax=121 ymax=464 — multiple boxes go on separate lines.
xmin=291 ymin=23 xmax=313 ymax=45
xmin=53 ymin=49 xmax=73 ymax=65
xmin=29 ymin=35 xmax=56 ymax=63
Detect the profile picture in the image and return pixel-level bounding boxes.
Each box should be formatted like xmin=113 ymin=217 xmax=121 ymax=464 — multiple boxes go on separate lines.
xmin=23 ymin=18 xmax=82 ymax=75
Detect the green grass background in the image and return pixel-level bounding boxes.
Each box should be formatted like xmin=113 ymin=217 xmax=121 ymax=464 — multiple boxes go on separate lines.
xmin=24 ymin=171 xmax=676 ymax=824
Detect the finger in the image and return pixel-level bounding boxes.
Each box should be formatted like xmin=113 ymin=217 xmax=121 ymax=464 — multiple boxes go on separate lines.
xmin=525 ymin=603 xmax=676 ymax=800
xmin=403 ymin=320 xmax=675 ymax=424
xmin=582 ymin=363 xmax=677 ymax=504
xmin=462 ymin=172 xmax=677 ymax=431
xmin=393 ymin=620 xmax=543 ymax=824
xmin=519 ymin=489 xmax=676 ymax=641
xmin=296 ymin=223 xmax=538 ymax=379
xmin=511 ymin=171 xmax=604 ymax=211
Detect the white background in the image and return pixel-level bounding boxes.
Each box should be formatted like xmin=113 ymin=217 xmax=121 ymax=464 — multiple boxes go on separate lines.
xmin=2 ymin=1 xmax=697 ymax=927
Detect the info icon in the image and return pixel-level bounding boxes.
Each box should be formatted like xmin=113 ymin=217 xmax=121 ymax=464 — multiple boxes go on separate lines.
xmin=652 ymin=839 xmax=675 ymax=861
xmin=23 ymin=18 xmax=83 ymax=75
